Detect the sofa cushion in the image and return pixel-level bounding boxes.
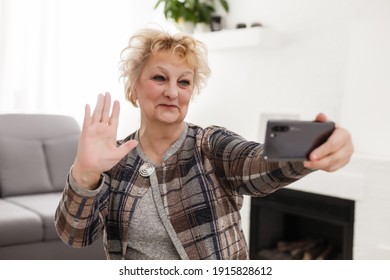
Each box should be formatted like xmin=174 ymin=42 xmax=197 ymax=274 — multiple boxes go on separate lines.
xmin=0 ymin=114 xmax=81 ymax=140
xmin=0 ymin=199 xmax=43 ymax=246
xmin=0 ymin=137 xmax=52 ymax=197
xmin=44 ymin=135 xmax=79 ymax=191
xmin=6 ymin=192 xmax=63 ymax=241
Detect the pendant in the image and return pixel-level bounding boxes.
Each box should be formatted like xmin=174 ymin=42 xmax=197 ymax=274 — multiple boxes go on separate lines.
xmin=139 ymin=162 xmax=155 ymax=177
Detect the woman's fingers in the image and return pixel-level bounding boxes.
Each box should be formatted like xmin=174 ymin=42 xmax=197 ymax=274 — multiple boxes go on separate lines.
xmin=91 ymin=93 xmax=104 ymax=123
xmin=117 ymin=139 xmax=138 ymax=157
xmin=74 ymin=92 xmax=130 ymax=185
xmin=309 ymin=128 xmax=344 ymax=161
xmin=82 ymin=104 xmax=92 ymax=130
xmin=89 ymin=92 xmax=114 ymax=124
xmin=314 ymin=112 xmax=328 ymax=122
xmin=109 ymin=100 xmax=120 ymax=128
xmin=101 ymin=92 xmax=112 ymax=123
xmin=305 ymin=127 xmax=353 ymax=172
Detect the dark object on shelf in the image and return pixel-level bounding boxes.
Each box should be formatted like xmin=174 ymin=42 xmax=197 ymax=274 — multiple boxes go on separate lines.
xmin=251 ymin=22 xmax=263 ymax=27
xmin=210 ymin=15 xmax=222 ymax=31
xmin=236 ymin=23 xmax=247 ymax=29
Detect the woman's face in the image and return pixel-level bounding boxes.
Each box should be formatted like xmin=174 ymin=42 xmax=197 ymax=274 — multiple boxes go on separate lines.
xmin=134 ymin=51 xmax=194 ymax=126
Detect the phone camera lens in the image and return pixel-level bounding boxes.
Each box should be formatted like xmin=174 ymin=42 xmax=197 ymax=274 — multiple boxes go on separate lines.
xmin=272 ymin=125 xmax=289 ymax=132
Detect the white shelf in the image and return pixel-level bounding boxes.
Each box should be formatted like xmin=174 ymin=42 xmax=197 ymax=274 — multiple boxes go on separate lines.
xmin=194 ymin=27 xmax=282 ymax=50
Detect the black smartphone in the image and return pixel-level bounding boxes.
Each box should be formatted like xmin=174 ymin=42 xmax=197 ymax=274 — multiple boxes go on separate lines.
xmin=263 ymin=120 xmax=335 ymax=161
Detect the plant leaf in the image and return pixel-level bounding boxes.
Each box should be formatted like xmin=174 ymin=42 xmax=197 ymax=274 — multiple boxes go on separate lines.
xmin=154 ymin=0 xmax=164 ymax=10
xmin=198 ymin=4 xmax=214 ymax=23
xmin=187 ymin=0 xmax=196 ymax=10
xmin=219 ymin=0 xmax=229 ymax=13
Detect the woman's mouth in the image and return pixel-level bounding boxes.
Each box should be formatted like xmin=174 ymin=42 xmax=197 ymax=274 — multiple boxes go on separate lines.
xmin=159 ymin=104 xmax=178 ymax=110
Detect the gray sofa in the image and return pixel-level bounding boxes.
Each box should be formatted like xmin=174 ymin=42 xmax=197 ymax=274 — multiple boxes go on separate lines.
xmin=0 ymin=114 xmax=105 ymax=259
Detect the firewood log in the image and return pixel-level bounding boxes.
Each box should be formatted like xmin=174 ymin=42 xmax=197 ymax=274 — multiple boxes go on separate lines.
xmin=303 ymin=240 xmax=326 ymax=260
xmin=277 ymin=240 xmax=307 ymax=253
xmin=316 ymin=244 xmax=333 ymax=260
xmin=291 ymin=239 xmax=319 ymax=259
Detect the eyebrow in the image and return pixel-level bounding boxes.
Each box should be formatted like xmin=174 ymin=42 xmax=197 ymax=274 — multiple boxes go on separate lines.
xmin=156 ymin=66 xmax=194 ymax=76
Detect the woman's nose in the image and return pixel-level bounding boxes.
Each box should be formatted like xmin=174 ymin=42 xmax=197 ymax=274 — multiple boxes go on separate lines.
xmin=163 ymin=82 xmax=179 ymax=99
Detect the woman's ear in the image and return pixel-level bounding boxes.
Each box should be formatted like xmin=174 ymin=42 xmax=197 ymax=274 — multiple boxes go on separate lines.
xmin=129 ymin=87 xmax=138 ymax=107
xmin=132 ymin=88 xmax=138 ymax=100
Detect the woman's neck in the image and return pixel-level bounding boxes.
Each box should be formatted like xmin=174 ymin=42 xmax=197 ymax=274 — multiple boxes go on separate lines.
xmin=138 ymin=121 xmax=185 ymax=165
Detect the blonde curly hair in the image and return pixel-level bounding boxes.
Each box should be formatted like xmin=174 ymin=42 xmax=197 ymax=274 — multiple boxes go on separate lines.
xmin=119 ymin=28 xmax=211 ymax=107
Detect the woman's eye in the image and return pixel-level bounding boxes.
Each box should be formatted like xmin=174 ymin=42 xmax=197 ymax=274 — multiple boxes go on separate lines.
xmin=152 ymin=75 xmax=165 ymax=81
xmin=179 ymin=80 xmax=191 ymax=87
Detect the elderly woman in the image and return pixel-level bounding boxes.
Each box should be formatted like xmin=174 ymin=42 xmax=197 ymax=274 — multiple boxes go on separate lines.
xmin=55 ymin=29 xmax=353 ymax=260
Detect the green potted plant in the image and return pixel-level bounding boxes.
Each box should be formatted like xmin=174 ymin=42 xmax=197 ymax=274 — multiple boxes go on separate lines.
xmin=154 ymin=0 xmax=229 ymax=33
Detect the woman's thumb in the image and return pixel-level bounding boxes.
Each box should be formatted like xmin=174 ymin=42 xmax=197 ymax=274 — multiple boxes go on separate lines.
xmin=122 ymin=139 xmax=138 ymax=153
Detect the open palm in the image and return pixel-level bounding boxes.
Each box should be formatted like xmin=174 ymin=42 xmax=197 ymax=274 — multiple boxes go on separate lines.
xmin=72 ymin=92 xmax=138 ymax=189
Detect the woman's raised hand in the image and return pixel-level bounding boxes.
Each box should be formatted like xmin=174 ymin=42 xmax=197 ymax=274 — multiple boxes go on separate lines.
xmin=72 ymin=92 xmax=138 ymax=190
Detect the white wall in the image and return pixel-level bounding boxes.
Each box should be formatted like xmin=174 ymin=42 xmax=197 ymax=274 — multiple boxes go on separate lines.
xmin=55 ymin=0 xmax=171 ymax=133
xmin=188 ymin=0 xmax=390 ymax=159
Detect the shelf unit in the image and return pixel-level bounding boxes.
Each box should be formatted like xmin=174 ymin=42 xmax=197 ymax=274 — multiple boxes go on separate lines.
xmin=194 ymin=27 xmax=282 ymax=50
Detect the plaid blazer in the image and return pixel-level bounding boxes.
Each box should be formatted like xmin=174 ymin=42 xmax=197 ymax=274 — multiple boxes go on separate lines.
xmin=55 ymin=123 xmax=312 ymax=260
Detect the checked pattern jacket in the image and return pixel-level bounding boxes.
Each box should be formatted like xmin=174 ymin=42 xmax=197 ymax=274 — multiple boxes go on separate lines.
xmin=55 ymin=123 xmax=312 ymax=260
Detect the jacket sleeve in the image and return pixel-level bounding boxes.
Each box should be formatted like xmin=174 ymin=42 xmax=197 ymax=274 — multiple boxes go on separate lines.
xmin=203 ymin=126 xmax=314 ymax=196
xmin=54 ymin=170 xmax=110 ymax=247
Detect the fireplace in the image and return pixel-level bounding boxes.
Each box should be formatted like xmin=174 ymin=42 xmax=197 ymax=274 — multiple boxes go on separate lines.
xmin=249 ymin=188 xmax=355 ymax=260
